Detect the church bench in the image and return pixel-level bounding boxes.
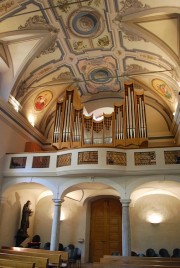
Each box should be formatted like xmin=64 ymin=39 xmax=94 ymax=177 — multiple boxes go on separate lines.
xmin=0 ymin=258 xmax=35 ymax=268
xmin=93 ymin=263 xmax=180 ymax=268
xmin=94 ymin=265 xmax=180 ymax=268
xmin=101 ymin=255 xmax=180 ymax=263
xmin=96 ymin=256 xmax=180 ymax=268
xmin=103 ymin=255 xmax=180 ymax=261
xmin=94 ymin=261 xmax=180 ymax=268
xmin=0 ymin=249 xmax=61 ymax=268
xmin=20 ymin=249 xmax=68 ymax=265
xmin=100 ymin=260 xmax=180 ymax=266
xmin=101 ymin=256 xmax=180 ymax=261
xmin=0 ymin=266 xmax=14 ymax=268
xmin=1 ymin=247 xmax=68 ymax=267
xmin=99 ymin=257 xmax=180 ymax=266
xmin=0 ymin=253 xmax=48 ymax=268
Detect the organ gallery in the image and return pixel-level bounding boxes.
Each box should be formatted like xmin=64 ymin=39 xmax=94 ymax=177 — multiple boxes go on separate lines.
xmin=52 ymin=83 xmax=148 ymax=149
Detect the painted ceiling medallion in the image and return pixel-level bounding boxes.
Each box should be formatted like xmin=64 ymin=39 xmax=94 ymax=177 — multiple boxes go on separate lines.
xmin=69 ymin=9 xmax=103 ymax=37
xmin=90 ymin=69 xmax=113 ymax=83
xmin=152 ymin=79 xmax=174 ymax=102
xmin=34 ymin=91 xmax=53 ymax=111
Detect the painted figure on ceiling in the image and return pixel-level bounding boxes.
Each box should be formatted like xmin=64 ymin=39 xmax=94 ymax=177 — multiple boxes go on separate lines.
xmin=34 ymin=90 xmax=52 ymax=111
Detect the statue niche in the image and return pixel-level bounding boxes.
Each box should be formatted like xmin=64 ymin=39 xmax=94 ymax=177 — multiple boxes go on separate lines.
xmin=15 ymin=200 xmax=33 ymax=246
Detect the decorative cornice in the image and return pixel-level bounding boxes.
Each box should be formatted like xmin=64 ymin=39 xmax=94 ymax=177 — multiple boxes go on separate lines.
xmin=0 ymin=42 xmax=8 ymax=66
xmin=57 ymin=0 xmax=101 ymax=13
xmin=125 ymin=64 xmax=149 ymax=74
xmin=121 ymin=25 xmax=147 ymax=42
xmin=37 ymin=38 xmax=57 ymax=58
xmin=0 ymin=97 xmax=46 ymax=144
xmin=113 ymin=0 xmax=150 ymax=41
xmin=119 ymin=0 xmax=150 ymax=13
xmin=113 ymin=19 xmax=148 ymax=42
xmin=18 ymin=15 xmax=59 ymax=33
xmin=19 ymin=18 xmax=59 ymax=56
xmin=15 ymin=80 xmax=28 ymax=99
xmin=52 ymin=71 xmax=75 ymax=81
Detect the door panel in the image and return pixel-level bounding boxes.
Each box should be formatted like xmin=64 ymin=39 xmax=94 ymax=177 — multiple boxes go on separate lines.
xmin=90 ymin=198 xmax=122 ymax=262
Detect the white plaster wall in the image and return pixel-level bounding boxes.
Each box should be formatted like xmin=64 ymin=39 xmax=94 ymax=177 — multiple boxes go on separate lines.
xmin=34 ymin=195 xmax=87 ymax=261
xmin=0 ymin=117 xmax=30 ymax=226
xmin=1 ymin=184 xmax=180 ymax=261
xmin=0 ymin=188 xmax=36 ymax=247
xmin=33 ymin=195 xmax=53 ymax=245
xmin=0 ymin=118 xmax=28 ymax=153
xmin=0 ymin=117 xmax=29 ymax=176
xmin=146 ymin=106 xmax=171 ymax=137
xmin=130 ymin=194 xmax=180 ymax=256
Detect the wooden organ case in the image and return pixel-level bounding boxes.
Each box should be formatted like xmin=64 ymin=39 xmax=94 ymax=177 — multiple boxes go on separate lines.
xmin=52 ymin=83 xmax=148 ymax=149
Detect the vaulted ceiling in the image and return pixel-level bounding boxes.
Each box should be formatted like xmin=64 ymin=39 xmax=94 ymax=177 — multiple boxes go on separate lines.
xmin=0 ymin=0 xmax=180 ymax=148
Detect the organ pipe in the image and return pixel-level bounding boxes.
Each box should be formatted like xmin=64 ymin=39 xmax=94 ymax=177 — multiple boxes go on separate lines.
xmin=52 ymin=83 xmax=148 ymax=149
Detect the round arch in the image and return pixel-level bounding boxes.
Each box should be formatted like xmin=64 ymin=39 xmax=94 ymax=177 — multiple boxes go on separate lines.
xmin=1 ymin=177 xmax=58 ymax=198
xmin=130 ymin=180 xmax=180 ymax=207
xmin=58 ymin=177 xmax=128 ymax=199
xmin=122 ymin=175 xmax=180 ymax=201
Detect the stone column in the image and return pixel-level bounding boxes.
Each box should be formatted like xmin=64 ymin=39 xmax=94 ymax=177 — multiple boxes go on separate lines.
xmin=121 ymin=199 xmax=131 ymax=256
xmin=50 ymin=199 xmax=62 ymax=251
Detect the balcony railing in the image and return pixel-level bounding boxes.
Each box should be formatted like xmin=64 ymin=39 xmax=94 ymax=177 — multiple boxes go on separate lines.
xmin=3 ymin=147 xmax=180 ymax=177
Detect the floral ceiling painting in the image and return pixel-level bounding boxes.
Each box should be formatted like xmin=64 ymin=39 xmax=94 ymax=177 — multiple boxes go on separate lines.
xmin=152 ymin=79 xmax=174 ymax=103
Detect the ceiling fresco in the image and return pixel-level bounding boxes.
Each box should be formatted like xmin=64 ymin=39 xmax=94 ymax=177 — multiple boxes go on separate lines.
xmin=0 ymin=0 xmax=180 ymax=147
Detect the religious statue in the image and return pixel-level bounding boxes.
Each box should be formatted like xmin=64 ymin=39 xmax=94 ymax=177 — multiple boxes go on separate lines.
xmin=15 ymin=200 xmax=33 ymax=246
xmin=20 ymin=200 xmax=33 ymax=235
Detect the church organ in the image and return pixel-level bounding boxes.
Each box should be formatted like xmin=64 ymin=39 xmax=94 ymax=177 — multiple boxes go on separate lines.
xmin=52 ymin=83 xmax=148 ymax=149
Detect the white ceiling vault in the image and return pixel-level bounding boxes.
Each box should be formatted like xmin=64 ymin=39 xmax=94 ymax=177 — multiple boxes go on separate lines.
xmin=0 ymin=0 xmax=180 ymax=148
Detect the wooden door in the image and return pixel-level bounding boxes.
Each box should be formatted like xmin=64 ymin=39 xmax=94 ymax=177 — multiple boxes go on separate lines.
xmin=90 ymin=198 xmax=122 ymax=262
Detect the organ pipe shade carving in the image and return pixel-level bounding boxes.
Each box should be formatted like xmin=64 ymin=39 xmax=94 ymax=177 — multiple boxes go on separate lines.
xmin=52 ymin=83 xmax=148 ymax=149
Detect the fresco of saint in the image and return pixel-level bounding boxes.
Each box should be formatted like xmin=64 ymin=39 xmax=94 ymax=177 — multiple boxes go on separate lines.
xmin=34 ymin=91 xmax=52 ymax=111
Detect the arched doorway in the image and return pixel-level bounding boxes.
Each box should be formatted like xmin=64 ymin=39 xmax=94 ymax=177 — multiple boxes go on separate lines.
xmin=89 ymin=197 xmax=122 ymax=262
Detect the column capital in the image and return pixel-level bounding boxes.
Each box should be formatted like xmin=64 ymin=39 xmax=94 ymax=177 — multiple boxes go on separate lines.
xmin=120 ymin=198 xmax=131 ymax=207
xmin=52 ymin=198 xmax=64 ymax=205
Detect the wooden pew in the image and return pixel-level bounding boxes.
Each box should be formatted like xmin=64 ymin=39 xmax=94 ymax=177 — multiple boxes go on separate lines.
xmin=0 ymin=253 xmax=48 ymax=268
xmin=101 ymin=257 xmax=180 ymax=262
xmin=0 ymin=249 xmax=61 ymax=268
xmin=101 ymin=255 xmax=180 ymax=262
xmin=1 ymin=247 xmax=68 ymax=267
xmin=100 ymin=259 xmax=180 ymax=265
xmin=95 ymin=255 xmax=180 ymax=268
xmin=103 ymin=255 xmax=180 ymax=261
xmin=0 ymin=264 xmax=14 ymax=268
xmin=0 ymin=258 xmax=35 ymax=268
xmin=94 ymin=264 xmax=180 ymax=268
xmin=100 ymin=256 xmax=180 ymax=266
